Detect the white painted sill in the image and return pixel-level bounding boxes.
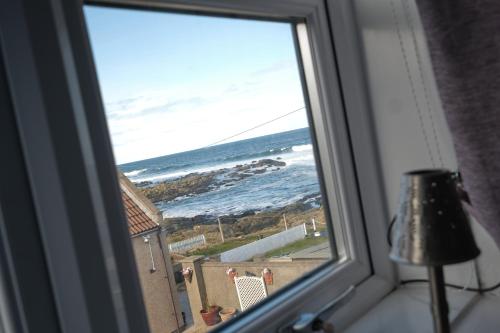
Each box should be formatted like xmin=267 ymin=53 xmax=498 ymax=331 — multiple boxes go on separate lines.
xmin=344 ymin=285 xmax=479 ymax=333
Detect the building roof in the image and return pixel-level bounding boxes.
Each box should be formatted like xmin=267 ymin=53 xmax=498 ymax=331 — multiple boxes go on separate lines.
xmin=118 ymin=172 xmax=162 ymax=236
xmin=122 ymin=190 xmax=159 ymax=236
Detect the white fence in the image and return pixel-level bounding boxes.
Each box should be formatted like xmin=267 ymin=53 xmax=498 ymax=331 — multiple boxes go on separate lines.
xmin=168 ymin=235 xmax=206 ymax=253
xmin=220 ymin=224 xmax=306 ymax=262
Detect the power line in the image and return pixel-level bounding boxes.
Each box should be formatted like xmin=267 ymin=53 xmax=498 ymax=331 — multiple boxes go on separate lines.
xmin=203 ymin=106 xmax=306 ymax=148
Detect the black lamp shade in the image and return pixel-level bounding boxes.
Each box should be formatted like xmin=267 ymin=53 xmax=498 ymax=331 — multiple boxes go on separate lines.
xmin=390 ymin=169 xmax=480 ymax=266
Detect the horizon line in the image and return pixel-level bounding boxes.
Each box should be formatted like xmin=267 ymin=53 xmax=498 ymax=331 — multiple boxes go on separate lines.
xmin=118 ymin=126 xmax=310 ymax=166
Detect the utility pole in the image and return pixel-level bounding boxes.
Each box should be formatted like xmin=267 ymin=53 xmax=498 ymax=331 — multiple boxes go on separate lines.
xmin=283 ymin=214 xmax=288 ymax=231
xmin=217 ymin=217 xmax=225 ymax=243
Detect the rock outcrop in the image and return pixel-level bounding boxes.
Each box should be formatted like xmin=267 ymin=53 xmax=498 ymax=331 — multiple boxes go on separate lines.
xmin=139 ymin=158 xmax=286 ymax=203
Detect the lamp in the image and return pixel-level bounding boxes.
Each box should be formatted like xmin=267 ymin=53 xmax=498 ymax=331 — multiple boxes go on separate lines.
xmin=390 ymin=169 xmax=480 ymax=333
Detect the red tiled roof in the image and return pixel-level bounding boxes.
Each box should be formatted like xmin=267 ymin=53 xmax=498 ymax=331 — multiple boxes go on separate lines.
xmin=122 ymin=190 xmax=158 ymax=236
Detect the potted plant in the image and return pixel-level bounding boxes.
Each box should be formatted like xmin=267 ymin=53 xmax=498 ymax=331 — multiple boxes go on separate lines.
xmin=182 ymin=267 xmax=193 ymax=283
xmin=219 ymin=307 xmax=237 ymax=322
xmin=200 ymin=303 xmax=220 ymax=326
xmin=226 ymin=267 xmax=237 ymax=283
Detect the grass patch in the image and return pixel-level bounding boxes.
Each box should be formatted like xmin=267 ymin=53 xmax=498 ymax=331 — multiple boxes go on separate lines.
xmin=187 ymin=235 xmax=261 ymax=257
xmin=185 ymin=226 xmax=329 ymax=258
xmin=265 ymin=236 xmax=328 ymax=258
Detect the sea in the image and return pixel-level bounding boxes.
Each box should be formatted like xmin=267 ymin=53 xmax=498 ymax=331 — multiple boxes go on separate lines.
xmin=119 ymin=127 xmax=322 ymax=218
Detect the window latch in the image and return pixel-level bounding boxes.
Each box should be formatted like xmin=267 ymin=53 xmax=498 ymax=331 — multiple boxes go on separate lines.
xmin=278 ymin=285 xmax=355 ymax=333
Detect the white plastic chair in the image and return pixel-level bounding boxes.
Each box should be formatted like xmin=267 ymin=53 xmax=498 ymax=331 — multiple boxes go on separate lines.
xmin=234 ymin=276 xmax=268 ymax=311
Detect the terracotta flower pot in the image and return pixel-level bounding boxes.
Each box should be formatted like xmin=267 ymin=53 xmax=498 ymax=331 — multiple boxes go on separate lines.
xmin=219 ymin=307 xmax=237 ymax=322
xmin=226 ymin=268 xmax=238 ymax=283
xmin=182 ymin=267 xmax=193 ymax=283
xmin=262 ymin=268 xmax=273 ymax=285
xmin=200 ymin=306 xmax=220 ymax=326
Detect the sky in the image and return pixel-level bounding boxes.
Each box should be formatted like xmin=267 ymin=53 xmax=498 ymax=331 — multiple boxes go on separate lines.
xmin=84 ymin=6 xmax=308 ymax=164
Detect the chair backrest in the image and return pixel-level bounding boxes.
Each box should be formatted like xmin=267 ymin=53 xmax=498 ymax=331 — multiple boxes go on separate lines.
xmin=234 ymin=276 xmax=268 ymax=311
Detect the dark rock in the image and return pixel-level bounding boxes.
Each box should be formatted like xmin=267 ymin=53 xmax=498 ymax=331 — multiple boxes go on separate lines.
xmin=140 ymin=158 xmax=287 ymax=204
xmin=134 ymin=181 xmax=153 ymax=188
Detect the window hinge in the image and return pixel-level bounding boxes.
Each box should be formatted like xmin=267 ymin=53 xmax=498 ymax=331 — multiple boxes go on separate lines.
xmin=278 ymin=285 xmax=355 ymax=333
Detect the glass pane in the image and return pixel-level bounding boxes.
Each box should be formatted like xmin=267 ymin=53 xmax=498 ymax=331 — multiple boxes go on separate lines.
xmin=84 ymin=6 xmax=338 ymax=332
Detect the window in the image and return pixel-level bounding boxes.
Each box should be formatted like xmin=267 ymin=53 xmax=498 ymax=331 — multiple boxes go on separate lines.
xmin=0 ymin=0 xmax=395 ymax=332
xmin=85 ymin=7 xmax=340 ymax=330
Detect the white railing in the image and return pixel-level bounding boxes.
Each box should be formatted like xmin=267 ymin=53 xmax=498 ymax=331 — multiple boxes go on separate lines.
xmin=168 ymin=234 xmax=206 ymax=253
xmin=220 ymin=224 xmax=306 ymax=262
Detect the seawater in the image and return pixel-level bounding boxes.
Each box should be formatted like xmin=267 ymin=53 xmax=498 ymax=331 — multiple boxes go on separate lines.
xmin=119 ymin=127 xmax=322 ymax=218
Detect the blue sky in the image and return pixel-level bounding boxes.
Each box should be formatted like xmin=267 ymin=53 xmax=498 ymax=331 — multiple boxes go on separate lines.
xmin=84 ymin=6 xmax=308 ymax=164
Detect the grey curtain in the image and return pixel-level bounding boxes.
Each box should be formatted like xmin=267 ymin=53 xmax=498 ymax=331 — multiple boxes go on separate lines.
xmin=415 ymin=0 xmax=500 ymax=248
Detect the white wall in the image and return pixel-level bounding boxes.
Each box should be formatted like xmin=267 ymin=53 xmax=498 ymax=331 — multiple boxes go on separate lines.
xmin=352 ymin=0 xmax=500 ymax=291
xmin=220 ymin=224 xmax=306 ymax=262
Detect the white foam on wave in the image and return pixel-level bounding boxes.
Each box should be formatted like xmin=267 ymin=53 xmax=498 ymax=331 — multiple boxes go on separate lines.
xmin=133 ymin=146 xmax=315 ymax=183
xmin=280 ymin=147 xmax=315 ymax=166
xmin=124 ymin=168 xmax=147 ymax=177
xmin=292 ymin=144 xmax=313 ymax=152
xmin=136 ymin=170 xmax=192 ymax=183
xmin=133 ymin=157 xmax=267 ymax=183
xmin=284 ymin=155 xmax=315 ymax=166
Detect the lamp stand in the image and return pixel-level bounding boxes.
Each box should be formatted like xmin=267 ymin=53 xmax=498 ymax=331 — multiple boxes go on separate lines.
xmin=428 ymin=266 xmax=450 ymax=333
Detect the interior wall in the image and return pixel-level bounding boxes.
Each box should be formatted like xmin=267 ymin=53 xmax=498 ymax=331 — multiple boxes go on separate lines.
xmin=351 ymin=0 xmax=500 ymax=291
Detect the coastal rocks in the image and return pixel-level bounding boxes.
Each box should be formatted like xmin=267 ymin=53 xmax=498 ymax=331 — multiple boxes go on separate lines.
xmin=160 ymin=193 xmax=323 ymax=239
xmin=162 ymin=204 xmax=326 ymax=249
xmin=140 ymin=171 xmax=223 ymax=203
xmin=135 ymin=181 xmax=153 ymax=188
xmin=282 ymin=193 xmax=322 ymax=214
xmin=161 ymin=210 xmax=257 ymax=233
xmin=139 ymin=158 xmax=286 ymax=203
xmin=227 ymin=215 xmax=277 ymax=237
xmin=237 ymin=159 xmax=285 ymax=171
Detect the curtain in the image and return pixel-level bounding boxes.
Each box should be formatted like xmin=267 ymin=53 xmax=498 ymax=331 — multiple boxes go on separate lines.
xmin=415 ymin=0 xmax=500 ymax=248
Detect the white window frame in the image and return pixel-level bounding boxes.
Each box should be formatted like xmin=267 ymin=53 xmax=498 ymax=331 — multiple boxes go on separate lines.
xmin=0 ymin=0 xmax=396 ymax=332
xmin=84 ymin=0 xmax=396 ymax=331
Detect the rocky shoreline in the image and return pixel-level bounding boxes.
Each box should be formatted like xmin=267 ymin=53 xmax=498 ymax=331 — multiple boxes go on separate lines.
xmin=134 ymin=157 xmax=323 ymax=243
xmin=138 ymin=158 xmax=286 ymax=203
xmin=161 ymin=193 xmax=323 ymax=243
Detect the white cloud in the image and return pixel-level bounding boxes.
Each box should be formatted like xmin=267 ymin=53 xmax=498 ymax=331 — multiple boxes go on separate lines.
xmin=105 ymin=62 xmax=307 ymax=164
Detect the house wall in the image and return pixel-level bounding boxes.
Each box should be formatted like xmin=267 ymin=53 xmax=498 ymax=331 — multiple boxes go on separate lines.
xmin=352 ymin=0 xmax=500 ymax=293
xmin=131 ymin=233 xmax=184 ymax=333
xmin=180 ymin=256 xmax=323 ymax=327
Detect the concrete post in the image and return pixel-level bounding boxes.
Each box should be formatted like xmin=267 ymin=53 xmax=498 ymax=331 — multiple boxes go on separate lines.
xmin=180 ymin=256 xmax=208 ymax=328
xmin=217 ymin=217 xmax=225 ymax=243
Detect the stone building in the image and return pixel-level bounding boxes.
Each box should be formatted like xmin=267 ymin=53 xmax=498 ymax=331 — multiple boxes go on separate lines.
xmin=119 ymin=173 xmax=184 ymax=333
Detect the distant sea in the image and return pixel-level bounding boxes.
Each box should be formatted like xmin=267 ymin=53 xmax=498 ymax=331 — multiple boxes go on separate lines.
xmin=119 ymin=127 xmax=322 ymax=218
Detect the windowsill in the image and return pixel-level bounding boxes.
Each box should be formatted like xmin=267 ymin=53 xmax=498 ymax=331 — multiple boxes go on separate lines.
xmin=344 ymin=285 xmax=479 ymax=333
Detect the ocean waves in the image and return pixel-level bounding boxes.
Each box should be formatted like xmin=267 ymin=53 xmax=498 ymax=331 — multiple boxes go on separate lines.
xmin=119 ymin=128 xmax=321 ymax=217
xmin=292 ymin=144 xmax=312 ymax=152
xmin=220 ymin=148 xmax=288 ymax=163
xmin=160 ymin=167 xmax=322 ymax=218
xmin=129 ymin=147 xmax=314 ymax=184
xmin=123 ymin=168 xmax=147 ymax=177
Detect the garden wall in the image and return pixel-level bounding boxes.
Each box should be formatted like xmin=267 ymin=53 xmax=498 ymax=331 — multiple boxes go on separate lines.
xmin=179 ymin=256 xmax=324 ymax=328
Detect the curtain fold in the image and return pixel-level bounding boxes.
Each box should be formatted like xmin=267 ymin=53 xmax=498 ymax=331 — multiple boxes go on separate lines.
xmin=415 ymin=0 xmax=500 ymax=248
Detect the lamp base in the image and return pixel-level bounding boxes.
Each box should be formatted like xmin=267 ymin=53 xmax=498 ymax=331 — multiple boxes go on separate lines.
xmin=428 ymin=266 xmax=450 ymax=333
